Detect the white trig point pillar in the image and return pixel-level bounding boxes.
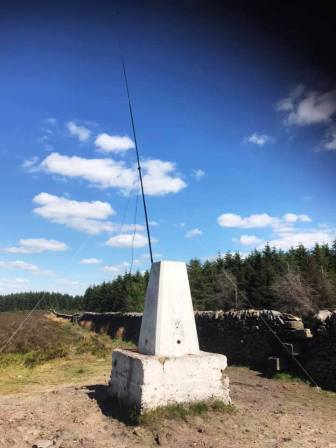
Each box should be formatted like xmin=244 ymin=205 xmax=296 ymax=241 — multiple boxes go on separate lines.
xmin=138 ymin=261 xmax=199 ymax=356
xmin=108 ymin=261 xmax=230 ymax=413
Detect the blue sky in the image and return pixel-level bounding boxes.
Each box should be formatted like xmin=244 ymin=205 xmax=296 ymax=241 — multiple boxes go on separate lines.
xmin=0 ymin=1 xmax=335 ymax=295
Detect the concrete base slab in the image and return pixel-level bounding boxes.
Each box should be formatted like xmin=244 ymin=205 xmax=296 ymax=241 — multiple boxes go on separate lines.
xmin=108 ymin=349 xmax=230 ymax=412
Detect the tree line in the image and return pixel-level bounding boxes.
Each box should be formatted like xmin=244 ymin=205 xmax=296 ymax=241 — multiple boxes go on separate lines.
xmin=1 ymin=242 xmax=336 ymax=317
xmin=0 ymin=291 xmax=82 ymax=313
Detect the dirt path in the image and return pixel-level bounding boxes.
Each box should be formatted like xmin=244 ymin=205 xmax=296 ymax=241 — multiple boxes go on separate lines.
xmin=0 ymin=366 xmax=335 ymax=448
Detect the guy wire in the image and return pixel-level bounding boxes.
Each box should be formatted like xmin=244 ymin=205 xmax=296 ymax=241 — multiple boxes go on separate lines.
xmin=119 ymin=51 xmax=154 ymax=265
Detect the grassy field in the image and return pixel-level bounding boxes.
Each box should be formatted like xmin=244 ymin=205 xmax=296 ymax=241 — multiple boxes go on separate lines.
xmin=1 ymin=312 xmax=336 ymax=447
xmin=0 ymin=311 xmax=134 ymax=394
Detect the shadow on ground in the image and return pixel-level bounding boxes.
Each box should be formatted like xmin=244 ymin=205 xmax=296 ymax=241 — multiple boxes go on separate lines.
xmin=86 ymin=384 xmax=138 ymax=425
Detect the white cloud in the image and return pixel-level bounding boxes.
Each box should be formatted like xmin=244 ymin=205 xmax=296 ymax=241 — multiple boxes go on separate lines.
xmin=141 ymin=252 xmax=163 ymax=260
xmin=44 ymin=278 xmax=85 ymax=295
xmin=95 ymin=133 xmax=134 ymax=153
xmin=186 ymin=228 xmax=203 ymax=238
xmin=218 ymin=212 xmax=312 ymax=230
xmin=103 ymin=262 xmax=130 ymax=274
xmin=0 ymin=260 xmax=42 ymax=273
xmin=41 ymin=153 xmax=135 ymax=190
xmin=225 ymin=211 xmax=333 ymax=252
xmin=192 ymin=169 xmax=205 ymax=180
xmin=119 ymin=224 xmax=146 ymax=233
xmin=3 ymin=238 xmax=68 ymax=254
xmin=276 ymin=84 xmax=305 ymax=112
xmin=239 ymin=235 xmax=263 ymax=246
xmin=105 ymin=233 xmax=155 ymax=248
xmin=149 ymin=220 xmax=159 ymax=227
xmin=324 ymin=127 xmax=336 ymax=151
xmin=29 ymin=193 xmax=145 ymax=236
xmin=66 ymin=121 xmax=91 ymax=142
xmin=258 ymin=230 xmax=335 ymax=251
xmin=40 ymin=153 xmax=186 ymax=196
xmin=283 ymin=213 xmax=311 ymax=223
xmin=218 ymin=213 xmax=278 ymax=228
xmin=141 ymin=159 xmax=187 ymax=196
xmin=246 ymin=133 xmax=275 ymax=146
xmin=33 ymin=193 xmax=113 ymax=220
xmin=57 ymin=277 xmax=80 ymax=286
xmin=273 ymin=225 xmax=297 ymax=233
xmin=33 ymin=192 xmax=115 ymax=235
xmin=80 ymin=258 xmax=102 ymax=265
xmin=22 ymin=156 xmax=40 ymax=172
xmin=276 ymin=85 xmax=336 ymax=126
xmin=0 ymin=277 xmax=29 ymax=292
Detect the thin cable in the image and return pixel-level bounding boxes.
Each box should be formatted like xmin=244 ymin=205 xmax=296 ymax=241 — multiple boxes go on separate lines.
xmin=119 ymin=49 xmax=153 ymax=265
xmin=118 ymin=193 xmax=132 ymax=235
xmin=0 ymin=320 xmax=20 ymax=347
xmin=246 ymin=302 xmax=320 ymax=388
xmin=129 ymin=174 xmax=140 ymax=276
xmin=187 ymin=258 xmax=320 ymax=387
xmin=100 ymin=188 xmax=133 ymax=286
xmin=0 ymin=297 xmax=47 ymax=354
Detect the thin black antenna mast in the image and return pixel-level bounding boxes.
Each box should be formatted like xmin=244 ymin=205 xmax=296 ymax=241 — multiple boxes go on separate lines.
xmin=120 ymin=54 xmax=154 ymax=265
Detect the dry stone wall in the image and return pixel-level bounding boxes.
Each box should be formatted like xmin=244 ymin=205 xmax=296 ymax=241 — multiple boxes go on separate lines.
xmin=195 ymin=310 xmax=310 ymax=370
xmin=54 ymin=309 xmax=336 ymax=392
xmin=302 ymin=311 xmax=336 ymax=391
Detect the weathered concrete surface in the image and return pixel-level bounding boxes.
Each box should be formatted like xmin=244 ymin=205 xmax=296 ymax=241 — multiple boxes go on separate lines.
xmin=138 ymin=261 xmax=199 ymax=357
xmin=109 ymin=261 xmax=229 ymax=411
xmin=108 ymin=348 xmax=230 ymax=411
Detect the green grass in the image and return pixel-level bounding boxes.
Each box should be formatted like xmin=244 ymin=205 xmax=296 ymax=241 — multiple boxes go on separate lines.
xmin=73 ymin=367 xmax=87 ymax=375
xmin=138 ymin=400 xmax=235 ymax=426
xmin=0 ymin=346 xmax=68 ymax=368
xmin=108 ymin=398 xmax=234 ymax=426
xmin=273 ymin=372 xmax=308 ymax=384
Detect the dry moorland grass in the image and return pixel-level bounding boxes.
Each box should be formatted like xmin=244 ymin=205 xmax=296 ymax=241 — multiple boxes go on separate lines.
xmin=0 ymin=311 xmax=134 ymax=394
xmin=0 ymin=311 xmax=65 ymax=353
xmin=1 ymin=312 xmax=336 ymax=447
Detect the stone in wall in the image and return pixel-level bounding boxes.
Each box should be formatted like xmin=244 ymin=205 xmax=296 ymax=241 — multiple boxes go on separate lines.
xmin=52 ymin=308 xmax=336 ymax=391
xmin=78 ymin=311 xmax=142 ymax=342
xmin=195 ymin=310 xmax=309 ymax=370
xmin=302 ymin=310 xmax=336 ymax=391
